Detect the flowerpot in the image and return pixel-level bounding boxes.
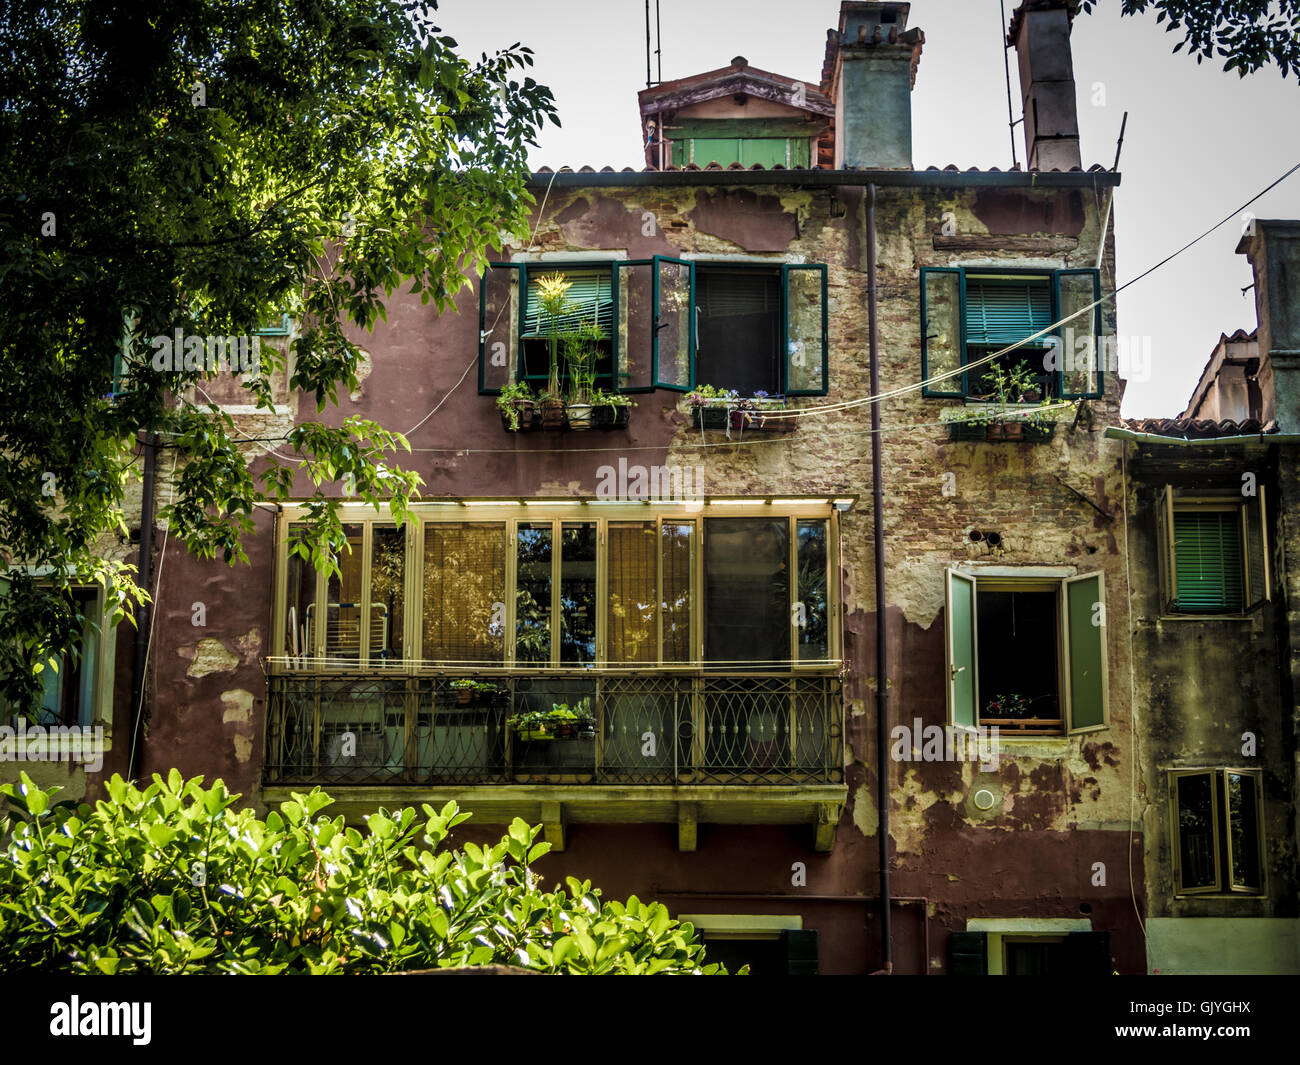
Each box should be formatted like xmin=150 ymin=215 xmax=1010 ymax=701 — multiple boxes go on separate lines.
xmin=692 ymin=407 xmax=730 ymax=431
xmin=1002 ymin=422 xmax=1024 ymax=441
xmin=512 ymin=399 xmax=535 ymax=430
xmin=539 ymin=399 xmax=566 ymax=429
xmin=566 ymin=404 xmax=593 ymax=431
xmin=456 ymin=689 xmax=471 ymax=705
xmin=986 ymin=422 xmax=1005 ymax=441
xmin=611 ymin=406 xmax=630 ymax=429
xmin=595 ymin=405 xmax=630 ymax=430
xmin=947 ymin=421 xmax=987 ymax=442
xmin=1024 ymin=422 xmax=1055 ymax=442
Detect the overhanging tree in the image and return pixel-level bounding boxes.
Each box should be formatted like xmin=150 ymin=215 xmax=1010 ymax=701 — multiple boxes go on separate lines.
xmin=1079 ymin=1 xmax=1300 ymax=79
xmin=0 ymin=0 xmax=558 ymax=713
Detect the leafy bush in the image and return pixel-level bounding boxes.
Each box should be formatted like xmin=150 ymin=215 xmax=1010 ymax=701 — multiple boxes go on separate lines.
xmin=0 ymin=771 xmax=728 ymax=975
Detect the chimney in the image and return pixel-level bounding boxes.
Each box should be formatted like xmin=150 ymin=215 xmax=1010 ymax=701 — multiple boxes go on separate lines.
xmin=1239 ymin=220 xmax=1300 ymax=433
xmin=829 ymin=2 xmax=924 ymax=169
xmin=1008 ymin=0 xmax=1082 ymax=171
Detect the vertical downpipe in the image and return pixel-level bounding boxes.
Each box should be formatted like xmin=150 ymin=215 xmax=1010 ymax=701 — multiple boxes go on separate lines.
xmin=867 ymin=184 xmax=893 ymax=974
xmin=128 ymin=431 xmax=157 ymax=782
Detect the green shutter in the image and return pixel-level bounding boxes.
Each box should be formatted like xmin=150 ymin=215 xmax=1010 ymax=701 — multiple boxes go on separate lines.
xmin=782 ymin=264 xmax=828 ymax=395
xmin=921 ymin=268 xmax=965 ymax=398
xmin=1172 ymin=511 xmax=1243 ymax=612
xmin=948 ymin=931 xmax=988 ymax=975
xmin=1244 ymin=487 xmax=1270 ymax=609
xmin=963 ymin=278 xmax=1052 ymax=347
xmin=478 ymin=262 xmax=521 ymax=395
xmin=946 ymin=570 xmax=977 ymax=730
xmin=1064 ymin=573 xmax=1107 ymax=732
xmin=781 ymin=929 xmax=819 ymax=975
xmin=523 ymin=269 xmax=612 ymax=338
xmin=1155 ymin=485 xmax=1176 ymax=612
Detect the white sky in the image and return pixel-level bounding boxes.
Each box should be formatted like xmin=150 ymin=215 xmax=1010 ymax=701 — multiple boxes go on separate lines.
xmin=439 ymin=0 xmax=1300 ymax=418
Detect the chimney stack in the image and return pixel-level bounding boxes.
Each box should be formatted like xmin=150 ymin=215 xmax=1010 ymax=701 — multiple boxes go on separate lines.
xmin=829 ymin=2 xmax=924 ymax=169
xmin=1008 ymin=0 xmax=1082 ymax=171
xmin=1239 ymin=220 xmax=1300 ymax=433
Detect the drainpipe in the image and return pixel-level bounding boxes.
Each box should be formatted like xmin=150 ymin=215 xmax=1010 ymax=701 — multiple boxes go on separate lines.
xmin=128 ymin=431 xmax=157 ymax=782
xmin=867 ymin=183 xmax=892 ymax=974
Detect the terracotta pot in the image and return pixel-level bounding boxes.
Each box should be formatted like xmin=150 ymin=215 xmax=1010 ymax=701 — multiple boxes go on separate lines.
xmin=539 ymin=399 xmax=566 ymax=429
xmin=1003 ymin=421 xmax=1024 ymax=441
xmin=986 ymin=422 xmax=1005 ymax=441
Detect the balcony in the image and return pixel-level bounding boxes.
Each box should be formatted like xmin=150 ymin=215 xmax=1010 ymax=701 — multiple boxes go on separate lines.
xmin=262 ymin=671 xmax=845 ymax=850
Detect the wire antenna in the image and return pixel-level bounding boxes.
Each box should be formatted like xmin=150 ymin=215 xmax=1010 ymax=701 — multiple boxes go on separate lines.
xmin=1000 ymin=0 xmax=1021 ymax=169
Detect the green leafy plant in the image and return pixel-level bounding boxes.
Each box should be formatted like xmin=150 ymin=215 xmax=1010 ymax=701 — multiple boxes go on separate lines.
xmin=496 ymin=380 xmax=535 ymax=431
xmin=0 ymin=771 xmax=732 ymax=975
xmin=983 ymin=693 xmax=1031 ymax=719
xmin=562 ymin=320 xmax=605 ymax=406
xmin=535 ymin=274 xmax=573 ymax=401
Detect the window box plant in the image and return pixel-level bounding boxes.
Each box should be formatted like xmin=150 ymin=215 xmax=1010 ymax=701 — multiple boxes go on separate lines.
xmin=941 ymin=363 xmax=1065 ymax=443
xmin=591 ymin=389 xmax=634 ymax=430
xmin=449 ymin=678 xmax=505 ymax=706
xmin=687 ymin=387 xmax=795 ymax=434
xmin=496 ymin=380 xmax=536 ymax=432
xmin=563 ymin=321 xmax=604 ymax=432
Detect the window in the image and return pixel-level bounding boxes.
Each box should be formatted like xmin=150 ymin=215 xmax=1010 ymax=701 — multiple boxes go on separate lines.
xmin=1155 ymin=486 xmax=1270 ymax=615
xmin=920 ymin=267 xmax=1103 ymax=400
xmin=274 ymin=506 xmax=839 ymax=670
xmin=1 ymin=579 xmax=114 ymax=731
xmin=1170 ymin=769 xmax=1264 ymax=895
xmin=944 ymin=570 xmax=1107 ymax=735
xmin=948 ymin=930 xmax=1112 ymax=975
xmin=282 ymin=521 xmax=408 ymax=667
xmin=666 ymin=120 xmax=816 ymax=169
xmin=479 ymin=259 xmax=829 ymax=397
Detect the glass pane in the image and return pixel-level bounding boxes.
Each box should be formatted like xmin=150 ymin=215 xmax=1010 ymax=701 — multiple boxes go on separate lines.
xmin=422 ymin=523 xmax=506 ymax=663
xmin=1227 ymin=772 xmax=1262 ymax=890
xmin=608 ymin=523 xmax=657 ymax=664
xmin=786 ymin=268 xmax=825 ymax=393
xmin=704 ymin=518 xmax=789 ymax=667
xmin=617 ymin=262 xmax=654 ymax=390
xmin=797 ymin=520 xmax=828 ymax=662
xmin=656 ymin=258 xmax=691 ymax=389
xmin=481 ymin=266 xmax=519 ymax=393
xmin=560 ymin=523 xmax=597 ymax=664
xmin=324 ymin=524 xmax=365 ymax=662
xmin=516 ymin=523 xmax=552 ymax=664
xmin=662 ymin=522 xmax=694 ymax=663
xmin=1176 ymin=773 xmax=1218 ymax=891
xmin=369 ymin=526 xmax=405 ymax=663
xmin=696 ymin=266 xmax=779 ymax=394
xmin=922 ymin=271 xmax=962 ymax=393
xmin=285 ymin=523 xmax=318 ymax=665
xmin=1059 ymin=271 xmax=1099 ymax=396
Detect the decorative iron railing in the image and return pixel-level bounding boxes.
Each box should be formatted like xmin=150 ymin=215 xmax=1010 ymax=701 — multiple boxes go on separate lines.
xmin=264 ymin=672 xmax=843 ymax=787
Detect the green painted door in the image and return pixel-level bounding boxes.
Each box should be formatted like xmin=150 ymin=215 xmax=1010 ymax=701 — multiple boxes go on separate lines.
xmin=946 ymin=570 xmax=977 ymax=730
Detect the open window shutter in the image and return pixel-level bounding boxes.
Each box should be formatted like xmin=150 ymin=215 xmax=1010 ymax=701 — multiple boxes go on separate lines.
xmin=1244 ymin=485 xmax=1271 ymax=608
xmin=1155 ymin=485 xmax=1176 ymax=612
xmin=478 ymin=263 xmax=521 ymax=395
xmin=945 ymin=570 xmax=977 ymax=731
xmin=615 ymin=261 xmax=654 ymax=392
xmin=963 ymin=278 xmax=1052 ymax=347
xmin=1064 ymin=931 xmax=1112 ymax=974
xmin=1058 ymin=269 xmax=1104 ymax=399
xmin=781 ymin=929 xmax=819 ymax=975
xmin=948 ymin=931 xmax=987 ymax=975
xmin=653 ymin=256 xmax=693 ymax=390
xmin=1064 ymin=572 xmax=1107 ymax=732
xmin=921 ymin=268 xmax=965 ymax=398
xmin=1173 ymin=510 xmax=1243 ymax=612
xmin=782 ymin=264 xmax=828 ymax=396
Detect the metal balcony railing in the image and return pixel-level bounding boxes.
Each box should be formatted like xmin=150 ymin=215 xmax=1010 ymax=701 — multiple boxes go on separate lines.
xmin=263 ymin=672 xmax=843 ymax=787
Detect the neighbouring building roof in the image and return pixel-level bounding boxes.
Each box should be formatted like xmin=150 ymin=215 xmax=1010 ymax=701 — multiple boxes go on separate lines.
xmin=1120 ymin=417 xmax=1278 ymax=440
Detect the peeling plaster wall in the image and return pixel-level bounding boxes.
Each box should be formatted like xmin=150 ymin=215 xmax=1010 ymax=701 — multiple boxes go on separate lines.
xmin=125 ymin=179 xmax=1148 ymax=972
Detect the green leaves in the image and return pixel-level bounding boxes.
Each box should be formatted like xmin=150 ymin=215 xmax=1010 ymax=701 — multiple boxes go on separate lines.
xmin=0 ymin=774 xmax=725 ymax=975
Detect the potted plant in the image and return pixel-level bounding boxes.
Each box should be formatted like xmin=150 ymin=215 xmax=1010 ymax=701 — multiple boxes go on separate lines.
xmin=450 ymin=678 xmax=504 ymax=706
xmin=591 ymin=388 xmax=634 ymax=430
xmin=983 ymin=692 xmax=1031 ymax=720
xmin=686 ymin=385 xmax=739 ymax=430
xmin=496 ymin=380 xmax=536 ymax=432
xmin=563 ymin=320 xmax=604 ymax=431
xmin=535 ymin=274 xmax=572 ymax=429
xmin=507 ymin=709 xmax=554 ymax=742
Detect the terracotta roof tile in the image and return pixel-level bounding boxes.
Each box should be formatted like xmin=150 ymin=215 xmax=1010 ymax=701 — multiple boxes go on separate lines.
xmin=1122 ymin=417 xmax=1278 ymax=440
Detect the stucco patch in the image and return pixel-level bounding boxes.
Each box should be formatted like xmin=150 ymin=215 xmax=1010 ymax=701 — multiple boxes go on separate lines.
xmin=235 ymin=628 xmax=261 ymax=659
xmin=184 ymin=638 xmax=240 ymax=678
xmin=221 ymin=689 xmax=254 ymax=723
xmin=851 ymin=783 xmax=878 ymax=837
xmin=233 ymin=735 xmax=252 ymax=763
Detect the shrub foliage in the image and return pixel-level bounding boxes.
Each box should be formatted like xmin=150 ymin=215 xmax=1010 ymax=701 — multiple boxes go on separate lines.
xmin=0 ymin=771 xmax=724 ymax=974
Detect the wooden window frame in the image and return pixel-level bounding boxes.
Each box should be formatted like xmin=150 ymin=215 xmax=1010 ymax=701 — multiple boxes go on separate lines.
xmin=1157 ymin=486 xmax=1271 ymax=617
xmin=1169 ymin=767 xmax=1266 ymax=897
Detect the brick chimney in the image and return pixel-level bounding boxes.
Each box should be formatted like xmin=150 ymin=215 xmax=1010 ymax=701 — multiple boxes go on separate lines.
xmin=1239 ymin=220 xmax=1300 ymax=434
xmin=1008 ymin=0 xmax=1082 ymax=171
xmin=827 ymin=2 xmax=924 ymax=169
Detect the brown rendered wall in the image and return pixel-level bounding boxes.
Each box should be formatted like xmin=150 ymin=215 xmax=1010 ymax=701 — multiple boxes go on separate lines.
xmin=86 ymin=177 xmax=1143 ymax=973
